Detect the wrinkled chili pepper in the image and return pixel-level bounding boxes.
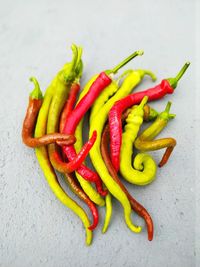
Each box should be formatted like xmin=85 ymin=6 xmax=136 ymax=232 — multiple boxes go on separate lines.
xmin=89 ymin=69 xmax=156 ymax=232
xmin=34 ymin=45 xmax=92 ymax=245
xmin=22 ymin=77 xmax=76 ymax=148
xmin=135 ymin=101 xmax=176 ymax=167
xmin=63 ymin=51 xmax=144 ymax=197
xmin=47 ymin=46 xmax=97 ymax=174
xmin=59 ymin=82 xmax=81 ymax=133
xmin=64 ymin=173 xmax=99 ymax=230
xmin=109 ymin=62 xmax=190 ymax=171
xmin=58 ymin=86 xmax=99 ymax=230
xmin=120 ymin=96 xmax=157 ymax=185
xmin=74 ymin=76 xmax=106 ymax=206
xmin=101 ymin=117 xmax=157 ymax=241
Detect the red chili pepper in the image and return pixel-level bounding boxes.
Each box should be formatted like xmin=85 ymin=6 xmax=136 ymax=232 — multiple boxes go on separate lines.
xmin=61 ymin=72 xmax=111 ymax=196
xmin=109 ymin=62 xmax=190 ymax=171
xmin=48 ymin=81 xmax=97 ymax=173
xmin=58 ymin=84 xmax=99 ymax=230
xmin=61 ymin=51 xmax=143 ymax=196
xmin=59 ymin=82 xmax=80 ymax=133
xmin=101 ymin=116 xmax=154 ymax=241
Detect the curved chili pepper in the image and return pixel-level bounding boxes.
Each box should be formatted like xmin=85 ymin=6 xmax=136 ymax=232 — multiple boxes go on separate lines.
xmin=73 ymin=51 xmax=144 ymax=205
xmin=34 ymin=46 xmax=92 ymax=245
xmin=109 ymin=62 xmax=190 ymax=171
xmin=74 ymin=76 xmax=106 ymax=206
xmin=64 ymin=173 xmax=98 ymax=230
xmin=120 ymin=96 xmax=157 ymax=185
xmin=89 ymin=70 xmax=156 ymax=232
xmin=59 ymin=82 xmax=80 ymax=133
xmin=101 ymin=122 xmax=154 ymax=241
xmin=58 ymin=88 xmax=99 ymax=230
xmin=47 ymin=46 xmax=96 ymax=174
xmin=22 ymin=77 xmax=76 ymax=148
xmin=63 ymin=51 xmax=144 ymax=197
xmin=135 ymin=101 xmax=176 ymax=167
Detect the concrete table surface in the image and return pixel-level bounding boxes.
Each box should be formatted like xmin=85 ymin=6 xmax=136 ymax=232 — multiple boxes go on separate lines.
xmin=0 ymin=0 xmax=198 ymax=266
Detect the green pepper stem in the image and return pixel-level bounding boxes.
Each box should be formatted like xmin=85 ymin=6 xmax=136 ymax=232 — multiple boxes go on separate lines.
xmin=139 ymin=96 xmax=148 ymax=108
xmin=175 ymin=62 xmax=190 ymax=82
xmin=111 ymin=50 xmax=144 ymax=74
xmin=29 ymin=77 xmax=43 ymax=100
xmin=165 ymin=101 xmax=172 ymax=113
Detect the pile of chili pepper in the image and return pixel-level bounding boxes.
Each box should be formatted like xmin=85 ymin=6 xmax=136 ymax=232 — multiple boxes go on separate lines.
xmin=22 ymin=44 xmax=190 ymax=245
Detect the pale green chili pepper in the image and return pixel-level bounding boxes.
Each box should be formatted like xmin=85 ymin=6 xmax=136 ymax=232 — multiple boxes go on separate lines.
xmin=34 ymin=46 xmax=92 ymax=246
xmin=89 ymin=70 xmax=156 ymax=233
xmin=120 ymin=96 xmax=157 ymax=186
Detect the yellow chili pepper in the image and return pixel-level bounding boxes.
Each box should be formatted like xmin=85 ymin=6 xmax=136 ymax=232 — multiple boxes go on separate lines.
xmin=34 ymin=49 xmax=92 ymax=245
xmin=89 ymin=70 xmax=156 ymax=233
xmin=120 ymin=96 xmax=157 ymax=186
xmin=74 ymin=75 xmax=105 ymax=206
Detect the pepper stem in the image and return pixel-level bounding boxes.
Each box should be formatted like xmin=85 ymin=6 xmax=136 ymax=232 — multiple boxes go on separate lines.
xmin=110 ymin=50 xmax=144 ymax=74
xmin=159 ymin=101 xmax=176 ymax=121
xmin=139 ymin=96 xmax=148 ymax=108
xmin=165 ymin=101 xmax=172 ymax=113
xmin=175 ymin=62 xmax=190 ymax=82
xmin=167 ymin=62 xmax=190 ymax=89
xmin=29 ymin=77 xmax=43 ymax=100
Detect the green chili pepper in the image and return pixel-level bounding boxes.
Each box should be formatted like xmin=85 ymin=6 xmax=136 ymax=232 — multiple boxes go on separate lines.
xmin=134 ymin=101 xmax=176 ymax=167
xmin=120 ymin=96 xmax=157 ymax=186
xmin=34 ymin=46 xmax=92 ymax=245
xmin=89 ymin=70 xmax=156 ymax=233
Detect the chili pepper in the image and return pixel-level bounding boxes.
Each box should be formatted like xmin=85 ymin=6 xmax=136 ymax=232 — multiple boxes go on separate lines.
xmin=47 ymin=46 xmax=95 ymax=174
xmin=101 ymin=122 xmax=154 ymax=241
xmin=63 ymin=51 xmax=144 ymax=197
xmin=58 ymin=85 xmax=99 ymax=230
xmin=89 ymin=69 xmax=156 ymax=232
xmin=22 ymin=77 xmax=76 ymax=148
xmin=64 ymin=173 xmax=98 ymax=230
xmin=120 ymin=96 xmax=157 ymax=185
xmin=109 ymin=62 xmax=190 ymax=171
xmin=34 ymin=46 xmax=92 ymax=245
xmin=135 ymin=101 xmax=176 ymax=167
xmin=59 ymin=82 xmax=80 ymax=133
xmin=74 ymin=76 xmax=106 ymax=206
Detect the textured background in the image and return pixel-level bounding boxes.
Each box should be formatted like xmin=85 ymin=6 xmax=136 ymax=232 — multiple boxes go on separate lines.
xmin=0 ymin=0 xmax=198 ymax=266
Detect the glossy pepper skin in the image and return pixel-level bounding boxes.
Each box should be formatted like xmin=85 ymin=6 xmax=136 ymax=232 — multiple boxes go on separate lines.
xmin=73 ymin=51 xmax=144 ymax=206
xmin=89 ymin=69 xmax=156 ymax=233
xmin=64 ymin=51 xmax=144 ymax=197
xmin=120 ymin=96 xmax=157 ymax=185
xmin=58 ymin=82 xmax=99 ymax=230
xmin=22 ymin=77 xmax=76 ymax=148
xmin=109 ymin=62 xmax=190 ymax=171
xmin=62 ymin=72 xmax=112 ymax=196
xmin=47 ymin=46 xmax=96 ymax=174
xmin=34 ymin=46 xmax=92 ymax=246
xmin=135 ymin=101 xmax=176 ymax=167
xmin=100 ymin=104 xmax=158 ymax=241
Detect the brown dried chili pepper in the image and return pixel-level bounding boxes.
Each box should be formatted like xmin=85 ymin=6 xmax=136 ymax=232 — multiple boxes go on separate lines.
xmin=134 ymin=101 xmax=176 ymax=167
xmin=100 ymin=106 xmax=158 ymax=241
xmin=22 ymin=77 xmax=76 ymax=148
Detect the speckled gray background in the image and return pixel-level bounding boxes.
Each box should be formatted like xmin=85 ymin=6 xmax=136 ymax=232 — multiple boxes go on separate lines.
xmin=0 ymin=0 xmax=198 ymax=266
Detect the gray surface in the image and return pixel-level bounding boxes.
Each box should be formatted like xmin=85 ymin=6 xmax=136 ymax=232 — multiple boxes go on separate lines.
xmin=0 ymin=0 xmax=198 ymax=266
